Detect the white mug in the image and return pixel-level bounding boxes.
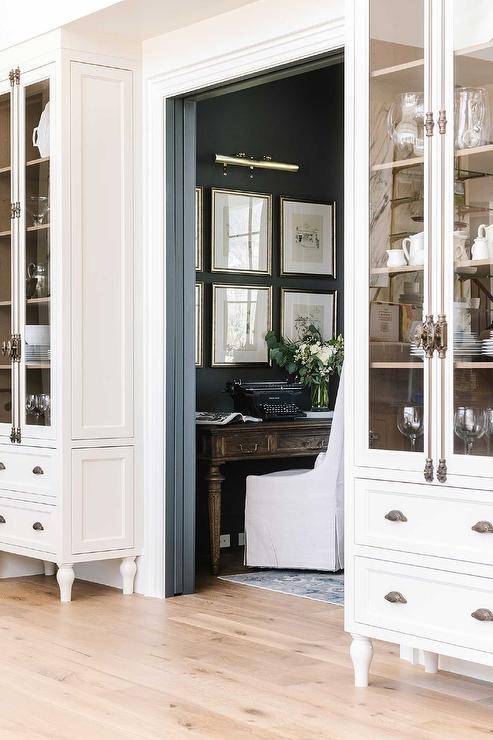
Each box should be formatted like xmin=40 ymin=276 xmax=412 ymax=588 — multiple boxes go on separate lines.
xmin=471 ymin=236 xmax=489 ymax=260
xmin=402 ymin=231 xmax=425 ymax=265
xmin=386 ymin=248 xmax=408 ymax=268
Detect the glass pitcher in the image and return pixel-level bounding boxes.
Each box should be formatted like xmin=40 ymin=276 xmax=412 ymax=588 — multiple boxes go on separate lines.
xmin=27 ymin=262 xmax=50 ymax=299
xmin=455 ymin=86 xmax=488 ymax=150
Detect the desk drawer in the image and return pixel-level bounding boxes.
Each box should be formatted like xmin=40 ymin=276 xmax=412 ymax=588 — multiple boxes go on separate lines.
xmin=355 ymin=556 xmax=493 ymax=654
xmin=222 ymin=433 xmax=270 ymax=457
xmin=0 ymin=447 xmax=56 ymax=498
xmin=355 ymin=480 xmax=493 ymax=566
xmin=0 ymin=496 xmax=56 ymax=553
xmin=277 ymin=431 xmax=328 ymax=454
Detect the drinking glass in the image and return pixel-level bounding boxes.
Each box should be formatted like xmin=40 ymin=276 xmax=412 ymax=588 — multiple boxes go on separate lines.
xmin=454 ymin=407 xmax=487 ymax=455
xmin=27 ymin=195 xmax=50 ymax=226
xmin=455 ymin=87 xmax=487 ymax=150
xmin=387 ymin=92 xmax=425 ymax=158
xmin=396 ymin=405 xmax=424 ymax=452
xmin=37 ymin=393 xmax=50 ymax=421
xmin=26 ymin=394 xmax=38 ymax=418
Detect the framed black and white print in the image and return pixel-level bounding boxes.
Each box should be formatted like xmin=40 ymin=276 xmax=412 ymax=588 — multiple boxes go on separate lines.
xmin=281 ymin=289 xmax=337 ymax=342
xmin=212 ymin=284 xmax=272 ymax=367
xmin=195 ymin=282 xmax=203 ymax=367
xmin=195 ymin=187 xmax=203 ymax=271
xmin=280 ymin=197 xmax=335 ymax=277
xmin=211 ymin=188 xmax=272 ymax=274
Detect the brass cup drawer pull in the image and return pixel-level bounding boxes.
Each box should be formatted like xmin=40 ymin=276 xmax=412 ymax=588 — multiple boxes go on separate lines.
xmin=472 ymin=521 xmax=493 ymax=534
xmin=0 ymin=462 xmax=5 ymax=470
xmin=471 ymin=608 xmax=493 ymax=622
xmin=384 ymin=591 xmax=407 ymax=604
xmin=384 ymin=510 xmax=407 ymax=523
xmin=32 ymin=466 xmax=44 ymax=475
xmin=0 ymin=515 xmax=5 ymax=523
xmin=239 ymin=443 xmax=259 ymax=454
xmin=32 ymin=522 xmax=44 ymax=531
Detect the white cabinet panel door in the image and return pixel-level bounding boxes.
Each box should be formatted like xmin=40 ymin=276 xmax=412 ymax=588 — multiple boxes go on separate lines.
xmin=71 ymin=62 xmax=133 ymax=439
xmin=71 ymin=447 xmax=134 ymax=554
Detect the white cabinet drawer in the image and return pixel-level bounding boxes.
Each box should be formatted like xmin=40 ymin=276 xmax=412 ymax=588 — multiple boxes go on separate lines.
xmin=355 ymin=479 xmax=493 ymax=566
xmin=354 ymin=556 xmax=493 ymax=654
xmin=0 ymin=448 xmax=56 ymax=499
xmin=0 ymin=497 xmax=56 ymax=553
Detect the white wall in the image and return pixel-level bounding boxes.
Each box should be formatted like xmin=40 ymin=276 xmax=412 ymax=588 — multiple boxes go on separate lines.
xmin=143 ymin=0 xmax=344 ymax=78
xmin=0 ymin=0 xmax=121 ymax=51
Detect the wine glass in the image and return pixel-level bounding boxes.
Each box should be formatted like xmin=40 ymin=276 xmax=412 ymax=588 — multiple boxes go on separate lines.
xmin=396 ymin=405 xmax=424 ymax=452
xmin=37 ymin=393 xmax=51 ymax=422
xmin=25 ymin=394 xmax=38 ymax=418
xmin=27 ymin=196 xmax=50 ymax=226
xmin=454 ymin=407 xmax=486 ymax=455
xmin=484 ymin=408 xmax=493 ymax=456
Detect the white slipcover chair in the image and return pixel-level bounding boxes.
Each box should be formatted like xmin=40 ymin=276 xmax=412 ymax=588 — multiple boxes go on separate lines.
xmin=244 ymin=369 xmax=344 ymax=571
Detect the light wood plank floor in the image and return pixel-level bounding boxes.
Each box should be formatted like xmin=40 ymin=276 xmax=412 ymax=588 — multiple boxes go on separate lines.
xmin=0 ymin=574 xmax=492 ymax=738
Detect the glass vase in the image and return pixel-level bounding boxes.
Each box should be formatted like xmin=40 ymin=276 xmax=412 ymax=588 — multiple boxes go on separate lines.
xmin=310 ymin=379 xmax=329 ymax=411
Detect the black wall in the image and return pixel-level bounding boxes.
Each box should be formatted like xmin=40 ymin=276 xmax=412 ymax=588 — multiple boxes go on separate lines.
xmin=196 ymin=63 xmax=344 ymax=411
xmin=195 ymin=62 xmax=344 ymax=559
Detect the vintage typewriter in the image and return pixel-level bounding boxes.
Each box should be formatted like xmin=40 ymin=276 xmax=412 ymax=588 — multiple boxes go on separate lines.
xmin=226 ymin=380 xmax=307 ymax=421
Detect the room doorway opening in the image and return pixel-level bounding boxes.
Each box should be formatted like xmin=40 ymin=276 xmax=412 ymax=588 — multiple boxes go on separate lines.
xmin=166 ymin=49 xmax=344 ymax=596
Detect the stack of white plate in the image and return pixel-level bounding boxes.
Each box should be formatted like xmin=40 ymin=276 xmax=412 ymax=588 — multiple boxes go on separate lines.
xmin=410 ymin=342 xmax=425 ymax=359
xmin=454 ymin=329 xmax=481 ymax=358
xmin=481 ymin=330 xmax=493 ymax=358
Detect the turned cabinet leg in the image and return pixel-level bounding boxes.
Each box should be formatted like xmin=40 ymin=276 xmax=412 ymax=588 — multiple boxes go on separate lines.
xmin=120 ymin=556 xmax=137 ymax=595
xmin=350 ymin=634 xmax=373 ymax=688
xmin=423 ymin=650 xmax=439 ymax=674
xmin=56 ymin=564 xmax=75 ymax=603
xmin=206 ymin=463 xmax=224 ymax=576
xmin=43 ymin=561 xmax=56 ymax=577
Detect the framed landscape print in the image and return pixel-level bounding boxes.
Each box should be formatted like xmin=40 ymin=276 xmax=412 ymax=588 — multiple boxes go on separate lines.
xmin=281 ymin=289 xmax=337 ymax=341
xmin=212 ymin=284 xmax=272 ymax=366
xmin=195 ymin=282 xmax=203 ymax=367
xmin=281 ymin=197 xmax=335 ymax=277
xmin=211 ymin=188 xmax=272 ymax=274
xmin=195 ymin=187 xmax=203 ymax=271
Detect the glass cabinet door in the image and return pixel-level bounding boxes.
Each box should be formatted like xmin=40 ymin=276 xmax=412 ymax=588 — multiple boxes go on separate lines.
xmin=22 ymin=78 xmax=51 ymax=429
xmin=0 ymin=86 xmax=13 ymax=431
xmin=443 ymin=3 xmax=493 ymax=466
xmin=368 ymin=0 xmax=428 ymax=458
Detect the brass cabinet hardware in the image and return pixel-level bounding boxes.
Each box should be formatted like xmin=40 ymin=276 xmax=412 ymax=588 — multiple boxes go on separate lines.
xmin=414 ymin=315 xmax=448 ymax=359
xmin=10 ymin=202 xmax=20 ymax=219
xmin=8 ymin=68 xmax=20 ymax=87
xmin=32 ymin=466 xmax=44 ymax=475
xmin=471 ymin=608 xmax=493 ymax=622
xmin=384 ymin=591 xmax=407 ymax=604
xmin=437 ymin=459 xmax=447 ymax=483
xmin=1 ymin=334 xmax=21 ymax=362
xmin=435 ymin=314 xmax=448 ymax=359
xmin=472 ymin=521 xmax=493 ymax=534
xmin=32 ymin=522 xmax=44 ymax=531
xmin=384 ymin=510 xmax=407 ymax=522
xmin=0 ymin=515 xmax=5 ymax=524
xmin=9 ymin=427 xmax=21 ymax=444
xmin=424 ymin=458 xmax=434 ymax=483
xmin=438 ymin=109 xmax=447 ymax=135
xmin=0 ymin=462 xmax=5 ymax=471
xmin=1 ymin=339 xmax=11 ymax=358
xmin=239 ymin=443 xmax=259 ymax=454
xmin=425 ymin=111 xmax=435 ymax=136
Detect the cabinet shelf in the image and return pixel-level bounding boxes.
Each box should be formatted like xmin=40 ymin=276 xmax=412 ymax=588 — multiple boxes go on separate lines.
xmin=26 ymin=296 xmax=50 ymax=305
xmin=371 ymin=264 xmax=424 ymax=275
xmin=26 ymin=224 xmax=49 ymax=233
xmin=0 ymin=165 xmax=11 ymax=175
xmin=0 ymin=230 xmax=11 ymax=238
xmin=0 ymin=300 xmax=11 ymax=307
xmin=26 ymin=157 xmax=49 ymax=168
xmin=370 ymin=362 xmax=423 ymax=369
xmin=454 ymin=361 xmax=493 ymax=369
xmin=26 ymin=363 xmax=50 ymax=369
xmin=372 ymin=156 xmax=423 ymax=173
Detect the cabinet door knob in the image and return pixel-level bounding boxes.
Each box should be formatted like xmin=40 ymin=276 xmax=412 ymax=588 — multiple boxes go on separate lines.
xmin=0 ymin=462 xmax=5 ymax=470
xmin=471 ymin=521 xmax=493 ymax=534
xmin=471 ymin=608 xmax=493 ymax=622
xmin=32 ymin=466 xmax=44 ymax=475
xmin=0 ymin=515 xmax=5 ymax=523
xmin=239 ymin=443 xmax=259 ymax=454
xmin=32 ymin=522 xmax=44 ymax=531
xmin=384 ymin=591 xmax=407 ymax=604
xmin=384 ymin=510 xmax=407 ymax=522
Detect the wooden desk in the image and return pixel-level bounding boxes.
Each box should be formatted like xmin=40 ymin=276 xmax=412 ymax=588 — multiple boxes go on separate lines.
xmin=196 ymin=418 xmax=331 ymax=574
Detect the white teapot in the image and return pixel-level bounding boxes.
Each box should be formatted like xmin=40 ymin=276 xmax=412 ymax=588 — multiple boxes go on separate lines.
xmin=32 ymin=102 xmax=50 ymax=158
xmin=402 ymin=231 xmax=425 ymax=266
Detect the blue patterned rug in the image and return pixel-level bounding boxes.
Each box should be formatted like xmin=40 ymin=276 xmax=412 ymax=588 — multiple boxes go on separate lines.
xmin=219 ymin=570 xmax=344 ymax=605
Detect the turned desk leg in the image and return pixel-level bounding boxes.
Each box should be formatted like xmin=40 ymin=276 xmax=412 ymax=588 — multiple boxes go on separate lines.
xmin=206 ymin=463 xmax=224 ymax=575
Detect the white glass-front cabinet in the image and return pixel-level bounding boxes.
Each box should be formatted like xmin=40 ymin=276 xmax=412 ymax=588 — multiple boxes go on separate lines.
xmin=0 ymin=41 xmax=140 ymax=602
xmin=347 ymin=0 xmax=493 ymax=686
